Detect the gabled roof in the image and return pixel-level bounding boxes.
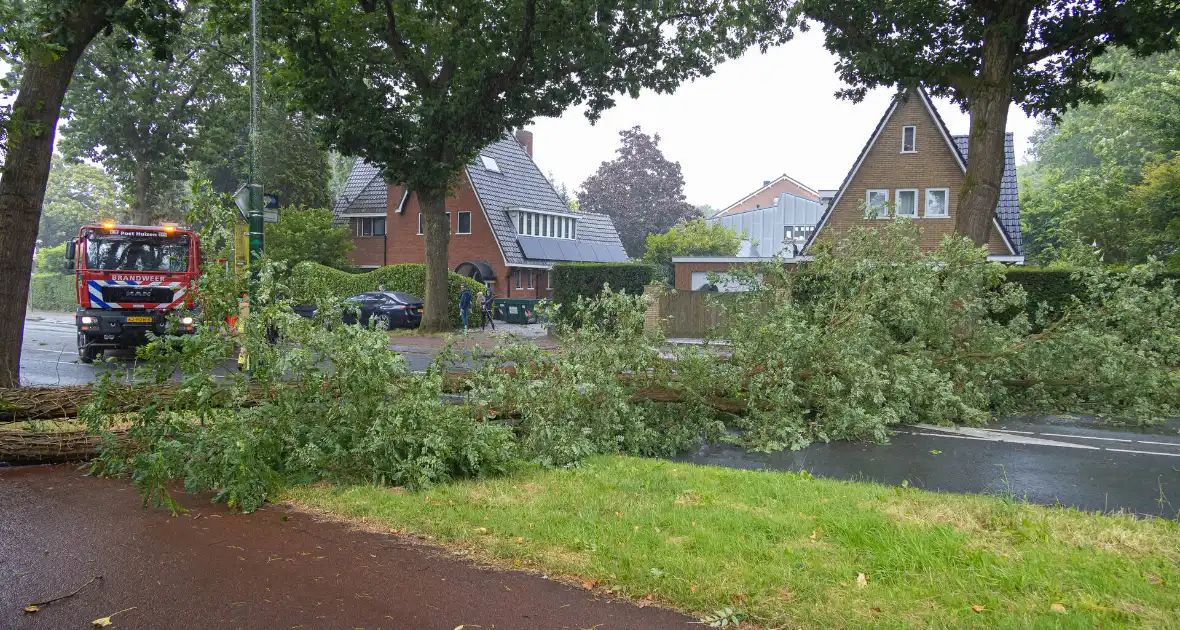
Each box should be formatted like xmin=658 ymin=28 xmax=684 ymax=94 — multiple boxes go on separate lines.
xmin=332 ymin=160 xmax=386 ymax=226
xmin=802 ymin=87 xmax=1023 ymax=255
xmin=719 ymin=174 xmax=821 ymax=216
xmin=465 ymin=135 xmax=626 ymax=266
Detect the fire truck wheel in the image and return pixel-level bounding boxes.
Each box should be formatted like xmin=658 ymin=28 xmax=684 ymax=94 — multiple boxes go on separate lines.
xmin=79 ymin=346 xmax=100 ymax=363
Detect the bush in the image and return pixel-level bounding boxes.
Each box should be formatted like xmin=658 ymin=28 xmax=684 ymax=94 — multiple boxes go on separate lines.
xmin=35 ymin=243 xmax=69 ymax=273
xmin=288 ymin=262 xmax=485 ymax=328
xmin=1003 ymin=267 xmax=1180 ymax=326
xmin=29 ymin=273 xmax=76 ymax=311
xmin=552 ymin=262 xmax=654 ymax=305
xmin=263 ymin=207 xmax=354 ymax=269
xmin=642 ymin=219 xmax=742 ymax=283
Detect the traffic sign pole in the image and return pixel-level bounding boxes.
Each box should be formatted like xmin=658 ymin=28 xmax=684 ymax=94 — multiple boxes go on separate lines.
xmin=247 ymin=0 xmax=263 ymax=267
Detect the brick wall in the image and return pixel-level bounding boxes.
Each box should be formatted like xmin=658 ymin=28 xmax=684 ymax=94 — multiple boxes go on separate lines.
xmin=817 ymin=96 xmax=1012 ymax=255
xmin=346 ymin=218 xmax=386 ymax=267
xmin=722 ymin=178 xmax=820 ymax=216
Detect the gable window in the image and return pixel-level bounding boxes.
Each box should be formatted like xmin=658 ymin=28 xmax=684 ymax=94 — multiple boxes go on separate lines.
xmin=895 ymin=189 xmax=918 ymax=218
xmin=866 ymin=189 xmax=889 ymax=218
xmin=513 ymin=210 xmax=578 ymax=239
xmin=925 ymin=188 xmax=949 ymax=217
xmin=457 ymin=211 xmax=472 ymax=234
xmin=901 ymin=126 xmax=916 ymax=153
xmin=481 ymin=156 xmax=500 ymax=173
xmin=356 ymin=217 xmax=384 ymax=237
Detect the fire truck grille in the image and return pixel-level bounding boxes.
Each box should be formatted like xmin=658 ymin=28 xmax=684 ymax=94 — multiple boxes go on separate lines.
xmin=101 ymin=286 xmax=175 ymax=304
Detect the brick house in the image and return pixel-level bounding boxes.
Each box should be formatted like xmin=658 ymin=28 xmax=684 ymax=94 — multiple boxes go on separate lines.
xmin=802 ymin=87 xmax=1024 ymax=261
xmin=333 ymin=131 xmax=628 ymax=299
xmin=717 ymin=174 xmax=821 ymax=217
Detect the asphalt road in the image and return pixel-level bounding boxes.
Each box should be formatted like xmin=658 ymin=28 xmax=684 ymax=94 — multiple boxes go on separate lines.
xmin=0 ymin=466 xmax=691 ymax=629
xmin=18 ymin=312 xmax=437 ymax=386
xmin=679 ymin=417 xmax=1180 ymax=518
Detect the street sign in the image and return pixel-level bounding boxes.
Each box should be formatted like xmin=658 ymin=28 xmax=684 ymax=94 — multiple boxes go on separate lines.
xmin=264 ymin=193 xmax=278 ymax=209
xmin=264 ymin=209 xmax=278 ymax=223
xmin=233 ymin=183 xmax=262 ymax=221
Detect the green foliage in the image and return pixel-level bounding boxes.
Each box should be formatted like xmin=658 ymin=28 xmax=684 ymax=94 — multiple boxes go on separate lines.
xmin=288 ymin=262 xmax=484 ymax=328
xmin=35 ymin=243 xmax=68 ymax=273
xmin=1022 ymin=48 xmax=1180 ymax=267
xmin=643 ymin=219 xmax=742 ymax=283
xmin=28 ymin=273 xmax=76 ymax=311
xmin=263 ymin=207 xmax=354 ymax=270
xmin=578 ymin=127 xmax=701 ymax=257
xmin=551 ymin=262 xmax=655 ymax=316
xmin=36 ymin=157 xmax=126 ymax=247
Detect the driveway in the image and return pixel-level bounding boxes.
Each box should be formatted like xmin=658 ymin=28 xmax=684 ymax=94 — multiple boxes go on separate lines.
xmin=0 ymin=466 xmax=691 ymax=629
xmin=680 ymin=416 xmax=1180 ymax=518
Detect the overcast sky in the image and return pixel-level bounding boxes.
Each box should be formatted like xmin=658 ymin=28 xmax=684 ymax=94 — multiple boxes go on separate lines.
xmin=528 ymin=28 xmax=1041 ymax=210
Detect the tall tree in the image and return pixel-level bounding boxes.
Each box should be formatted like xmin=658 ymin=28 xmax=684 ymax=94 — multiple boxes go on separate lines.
xmin=263 ymin=207 xmax=354 ymax=269
xmin=60 ymin=6 xmax=215 ymax=225
xmin=268 ymin=0 xmax=786 ymax=331
xmin=796 ymin=0 xmax=1180 ymax=247
xmin=577 ymin=127 xmax=700 ymax=257
xmin=38 ymin=156 xmax=127 ymax=248
xmin=0 ymin=0 xmax=180 ymax=387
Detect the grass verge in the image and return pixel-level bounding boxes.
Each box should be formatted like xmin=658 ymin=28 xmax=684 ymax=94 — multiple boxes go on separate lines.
xmin=285 ymin=456 xmax=1179 ymax=629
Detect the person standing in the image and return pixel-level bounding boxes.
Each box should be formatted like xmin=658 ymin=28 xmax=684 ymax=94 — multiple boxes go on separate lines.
xmin=459 ymin=285 xmax=472 ymax=331
xmin=480 ymin=288 xmax=496 ymax=331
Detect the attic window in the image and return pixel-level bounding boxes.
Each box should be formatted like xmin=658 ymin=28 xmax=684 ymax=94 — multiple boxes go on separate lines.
xmin=902 ymin=126 xmax=916 ymax=153
xmin=481 ymin=156 xmax=501 ymax=173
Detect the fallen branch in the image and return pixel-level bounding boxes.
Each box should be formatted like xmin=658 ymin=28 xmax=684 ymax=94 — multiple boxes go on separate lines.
xmin=23 ymin=576 xmax=103 ymax=613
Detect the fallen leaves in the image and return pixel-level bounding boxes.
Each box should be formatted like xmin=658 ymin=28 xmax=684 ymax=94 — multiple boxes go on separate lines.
xmin=23 ymin=605 xmax=40 ymax=614
xmin=92 ymin=607 xmax=136 ymax=627
xmin=971 ymin=605 xmax=984 ymax=613
xmin=582 ymin=578 xmax=598 ymax=590
xmin=1147 ymin=574 xmax=1163 ymax=585
xmin=1050 ymin=603 xmax=1066 ymax=614
xmin=514 ymin=537 xmax=524 ymax=544
xmin=856 ymin=573 xmax=867 ymax=588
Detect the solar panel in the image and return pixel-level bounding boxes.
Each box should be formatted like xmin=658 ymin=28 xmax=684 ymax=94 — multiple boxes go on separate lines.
xmin=517 ymin=236 xmax=545 ymax=259
xmin=538 ymin=238 xmax=564 ymax=260
xmin=606 ymin=245 xmax=629 ymax=262
xmin=555 ymin=240 xmax=582 ymax=261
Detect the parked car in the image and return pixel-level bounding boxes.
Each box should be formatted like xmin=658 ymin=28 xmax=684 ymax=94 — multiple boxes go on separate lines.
xmin=337 ymin=291 xmax=423 ymax=330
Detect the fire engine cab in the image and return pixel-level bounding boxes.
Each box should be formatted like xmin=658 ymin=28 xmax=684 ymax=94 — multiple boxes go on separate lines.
xmin=65 ymin=222 xmax=201 ymax=363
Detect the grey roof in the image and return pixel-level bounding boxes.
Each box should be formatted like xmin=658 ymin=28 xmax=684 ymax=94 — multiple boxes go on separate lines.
xmin=804 ymin=87 xmax=1023 ymax=255
xmin=465 ymin=135 xmax=626 ymax=265
xmin=952 ymin=134 xmax=1023 ymax=254
xmin=332 ymin=160 xmax=386 ymax=226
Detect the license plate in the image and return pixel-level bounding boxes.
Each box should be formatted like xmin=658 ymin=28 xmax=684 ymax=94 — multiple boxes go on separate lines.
xmin=125 ymin=316 xmax=153 ymax=323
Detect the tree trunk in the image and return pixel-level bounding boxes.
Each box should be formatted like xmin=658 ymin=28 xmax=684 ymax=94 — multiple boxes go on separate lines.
xmin=132 ymin=164 xmax=152 ymax=225
xmin=419 ymin=187 xmax=452 ymax=332
xmin=0 ymin=3 xmax=114 ymax=388
xmin=956 ymin=20 xmax=1023 ymax=247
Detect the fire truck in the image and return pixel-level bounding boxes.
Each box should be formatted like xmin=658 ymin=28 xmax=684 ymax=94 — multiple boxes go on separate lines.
xmin=65 ymin=222 xmax=202 ymax=363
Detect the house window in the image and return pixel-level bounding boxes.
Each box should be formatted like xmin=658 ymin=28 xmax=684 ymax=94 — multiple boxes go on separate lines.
xmin=518 ymin=212 xmax=525 ymax=234
xmin=563 ymin=218 xmax=570 ymax=239
xmin=515 ymin=270 xmax=522 ymax=290
xmin=513 ymin=211 xmax=578 ymax=239
xmin=895 ymin=189 xmax=918 ymax=218
xmin=357 ymin=218 xmax=370 ymax=237
xmin=356 ymin=217 xmax=385 ymax=237
xmin=446 ymin=212 xmax=451 ymax=232
xmin=547 ymin=270 xmax=554 ymax=290
xmin=417 ymin=213 xmax=422 ymax=235
xmin=457 ymin=211 xmax=472 ymax=234
xmin=902 ymin=126 xmax=916 ymax=153
xmin=481 ymin=156 xmax=500 ymax=173
xmin=526 ymin=269 xmax=534 ymax=289
xmin=925 ymin=188 xmax=949 ymax=217
xmin=866 ymin=189 xmax=889 ymax=218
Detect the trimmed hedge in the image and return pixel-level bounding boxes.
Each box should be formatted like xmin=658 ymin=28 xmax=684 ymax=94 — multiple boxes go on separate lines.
xmin=288 ymin=262 xmax=485 ymax=328
xmin=552 ymin=262 xmax=655 ymax=306
xmin=29 ymin=273 xmax=77 ymax=312
xmin=1004 ymin=268 xmax=1180 ymax=321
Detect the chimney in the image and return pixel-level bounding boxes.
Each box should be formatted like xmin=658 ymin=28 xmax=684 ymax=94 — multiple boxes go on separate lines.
xmin=763 ymin=180 xmax=771 ymax=187
xmin=514 ymin=129 xmax=534 ymax=157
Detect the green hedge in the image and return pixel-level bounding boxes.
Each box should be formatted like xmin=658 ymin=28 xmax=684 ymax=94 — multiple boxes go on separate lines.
xmin=1004 ymin=268 xmax=1180 ymax=321
xmin=29 ymin=273 xmax=77 ymax=312
xmin=552 ymin=262 xmax=655 ymax=306
xmin=288 ymin=262 xmax=485 ymax=328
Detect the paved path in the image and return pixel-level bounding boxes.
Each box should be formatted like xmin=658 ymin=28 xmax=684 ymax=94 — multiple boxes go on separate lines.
xmin=0 ymin=466 xmax=691 ymax=629
xmin=680 ymin=416 xmax=1180 ymax=518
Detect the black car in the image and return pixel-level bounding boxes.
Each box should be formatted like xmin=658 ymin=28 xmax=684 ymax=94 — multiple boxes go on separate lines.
xmin=339 ymin=291 xmax=423 ymax=329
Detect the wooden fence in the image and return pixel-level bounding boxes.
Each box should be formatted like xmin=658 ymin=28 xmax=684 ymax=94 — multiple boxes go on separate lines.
xmin=648 ymin=288 xmax=732 ymax=338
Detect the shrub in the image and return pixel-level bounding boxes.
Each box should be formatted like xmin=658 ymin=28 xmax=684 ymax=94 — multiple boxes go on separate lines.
xmin=552 ymin=262 xmax=654 ymax=304
xmin=29 ymin=273 xmax=76 ymax=311
xmin=642 ymin=219 xmax=742 ymax=283
xmin=288 ymin=262 xmax=485 ymax=328
xmin=35 ymin=243 xmax=69 ymax=273
xmin=1002 ymin=267 xmax=1180 ymax=327
xmin=263 ymin=207 xmax=354 ymax=269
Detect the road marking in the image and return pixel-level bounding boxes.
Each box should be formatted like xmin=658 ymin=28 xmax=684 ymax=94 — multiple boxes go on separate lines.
xmin=24 ymin=348 xmax=78 ymax=356
xmin=984 ymin=428 xmax=1037 ymax=435
xmin=1038 ymin=432 xmax=1133 ymax=443
xmin=913 ymin=424 xmax=1101 ymax=450
xmin=1135 ymin=440 xmax=1180 ymax=448
xmin=1105 ymin=448 xmax=1180 ymax=458
xmin=912 ymin=432 xmax=995 ymax=442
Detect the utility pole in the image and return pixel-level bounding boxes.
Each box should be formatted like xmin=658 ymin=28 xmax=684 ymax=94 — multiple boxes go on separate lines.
xmin=247 ymin=0 xmax=263 ymax=266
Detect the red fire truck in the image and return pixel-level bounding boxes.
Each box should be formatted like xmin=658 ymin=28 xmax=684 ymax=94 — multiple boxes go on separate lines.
xmin=65 ymin=222 xmax=202 ymax=362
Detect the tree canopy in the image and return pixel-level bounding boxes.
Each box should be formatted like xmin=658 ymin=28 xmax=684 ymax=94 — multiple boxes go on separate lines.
xmin=796 ymin=0 xmax=1180 ymax=248
xmin=642 ymin=218 xmax=742 ymax=282
xmin=264 ymin=207 xmax=354 ymax=270
xmin=37 ymin=156 xmax=127 ymax=248
xmin=266 ymin=0 xmax=786 ymax=330
xmin=578 ymin=126 xmax=700 ymax=257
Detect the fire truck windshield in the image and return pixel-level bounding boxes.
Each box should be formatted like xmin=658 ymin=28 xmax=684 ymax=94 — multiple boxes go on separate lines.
xmin=84 ymin=233 xmax=190 ymax=272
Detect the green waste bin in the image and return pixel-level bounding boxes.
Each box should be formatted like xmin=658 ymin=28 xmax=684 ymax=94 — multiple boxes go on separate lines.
xmin=497 ymin=298 xmax=540 ymax=324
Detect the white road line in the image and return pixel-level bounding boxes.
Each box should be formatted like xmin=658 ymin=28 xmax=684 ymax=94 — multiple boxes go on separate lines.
xmin=983 ymin=428 xmax=1037 ymax=435
xmin=1105 ymin=448 xmax=1180 ymax=458
xmin=913 ymin=424 xmax=1102 ymax=449
xmin=912 ymin=432 xmax=995 ymax=442
xmin=1135 ymin=440 xmax=1180 ymax=448
xmin=1038 ymin=432 xmax=1133 ymax=443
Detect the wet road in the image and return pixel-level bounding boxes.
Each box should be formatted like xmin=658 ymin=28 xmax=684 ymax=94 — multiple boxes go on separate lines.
xmin=0 ymin=466 xmax=691 ymax=629
xmin=19 ymin=312 xmax=437 ymax=386
xmin=680 ymin=417 xmax=1180 ymax=518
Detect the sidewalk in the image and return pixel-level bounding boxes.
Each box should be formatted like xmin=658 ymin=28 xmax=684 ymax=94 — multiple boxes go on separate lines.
xmin=0 ymin=466 xmax=692 ymax=629
xmin=389 ymin=322 xmax=560 ymax=353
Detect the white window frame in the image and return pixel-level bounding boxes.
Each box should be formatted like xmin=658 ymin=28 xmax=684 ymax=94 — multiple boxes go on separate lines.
xmin=515 ymin=270 xmax=522 ymax=290
xmin=547 ymin=270 xmax=554 ymax=290
xmin=924 ymin=188 xmax=950 ymax=218
xmin=866 ymin=189 xmax=889 ymax=219
xmin=901 ymin=125 xmax=917 ymax=153
xmin=357 ymin=217 xmax=372 ymax=237
xmin=895 ymin=189 xmax=919 ymax=218
xmin=481 ymin=156 xmax=500 ymax=173
xmin=457 ymin=211 xmax=471 ymax=234
xmin=417 ymin=213 xmax=422 ymax=235
xmin=526 ymin=269 xmax=534 ymax=289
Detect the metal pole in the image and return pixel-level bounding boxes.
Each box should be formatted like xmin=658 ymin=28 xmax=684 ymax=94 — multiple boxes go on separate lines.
xmin=247 ymin=0 xmax=263 ymax=266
